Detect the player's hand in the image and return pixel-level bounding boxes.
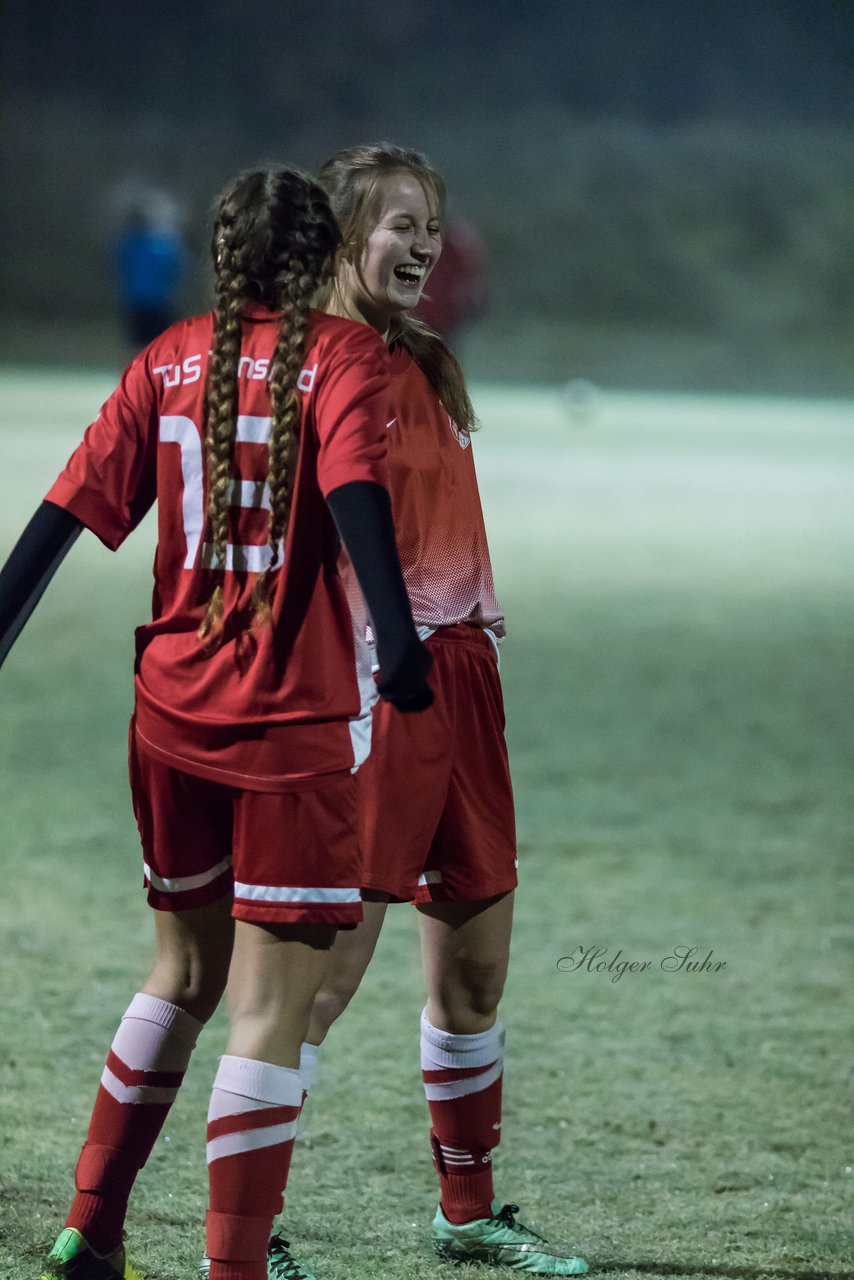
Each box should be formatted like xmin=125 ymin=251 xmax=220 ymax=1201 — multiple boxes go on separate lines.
xmin=376 ymin=639 xmax=434 ymax=712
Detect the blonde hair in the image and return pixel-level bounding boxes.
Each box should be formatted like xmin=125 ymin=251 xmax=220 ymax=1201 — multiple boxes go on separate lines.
xmin=198 ymin=169 xmax=340 ymax=645
xmin=317 ymin=143 xmax=476 ymax=433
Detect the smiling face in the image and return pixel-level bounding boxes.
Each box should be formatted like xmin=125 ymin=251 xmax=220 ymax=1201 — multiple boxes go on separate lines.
xmin=337 ymin=171 xmax=442 ymax=332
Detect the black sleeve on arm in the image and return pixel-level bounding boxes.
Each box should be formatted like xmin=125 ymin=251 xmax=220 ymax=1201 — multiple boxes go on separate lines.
xmin=0 ymin=500 xmax=83 ymax=670
xmin=325 ymin=480 xmax=433 ymax=712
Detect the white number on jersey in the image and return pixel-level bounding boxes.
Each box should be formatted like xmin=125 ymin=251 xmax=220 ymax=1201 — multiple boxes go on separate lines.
xmin=159 ymin=414 xmax=283 ymax=573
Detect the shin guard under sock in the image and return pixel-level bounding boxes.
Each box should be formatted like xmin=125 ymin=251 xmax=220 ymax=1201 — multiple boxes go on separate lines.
xmin=421 ymin=1009 xmax=505 ymax=1225
xmin=67 ymin=993 xmax=202 ymax=1253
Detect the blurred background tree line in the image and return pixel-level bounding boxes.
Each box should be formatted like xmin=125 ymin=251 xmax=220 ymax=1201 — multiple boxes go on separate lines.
xmin=2 ymin=0 xmax=853 ymax=391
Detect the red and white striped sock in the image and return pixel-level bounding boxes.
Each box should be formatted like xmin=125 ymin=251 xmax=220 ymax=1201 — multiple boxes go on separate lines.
xmin=67 ymin=993 xmax=202 ymax=1254
xmin=420 ymin=1009 xmax=505 ymax=1225
xmin=206 ymin=1055 xmax=303 ymax=1280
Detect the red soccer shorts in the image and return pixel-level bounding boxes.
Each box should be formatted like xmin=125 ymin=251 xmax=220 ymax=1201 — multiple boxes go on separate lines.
xmin=129 ymin=729 xmax=362 ymax=927
xmin=358 ymin=624 xmax=517 ymax=903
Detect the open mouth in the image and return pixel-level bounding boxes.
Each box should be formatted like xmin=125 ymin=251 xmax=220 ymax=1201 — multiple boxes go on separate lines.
xmin=393 ymin=263 xmax=427 ymax=287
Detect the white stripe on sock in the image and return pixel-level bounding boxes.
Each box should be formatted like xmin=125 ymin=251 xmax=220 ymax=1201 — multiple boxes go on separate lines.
xmin=423 ymin=1058 xmax=504 ymax=1102
xmin=440 ymin=1153 xmax=476 ymax=1165
xmin=100 ymin=1065 xmax=180 ymax=1106
xmin=206 ymin=1119 xmax=298 ymax=1164
xmin=420 ymin=1010 xmax=505 ymax=1071
xmin=299 ymin=1042 xmax=321 ymax=1093
xmin=115 ymin=994 xmax=202 ymax=1067
xmin=207 ymin=1092 xmax=271 ymax=1123
xmin=212 ymin=1056 xmax=302 ymax=1107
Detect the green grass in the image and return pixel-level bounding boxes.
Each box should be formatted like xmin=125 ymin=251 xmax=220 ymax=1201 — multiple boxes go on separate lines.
xmin=0 ymin=369 xmax=852 ymax=1279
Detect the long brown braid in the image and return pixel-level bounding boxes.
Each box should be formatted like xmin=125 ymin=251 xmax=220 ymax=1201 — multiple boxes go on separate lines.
xmin=197 ymin=170 xmax=340 ymax=644
xmin=317 ymin=143 xmax=476 ymax=434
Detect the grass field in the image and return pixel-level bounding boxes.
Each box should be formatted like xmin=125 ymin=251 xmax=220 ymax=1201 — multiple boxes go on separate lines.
xmin=0 ymin=369 xmax=852 ymax=1280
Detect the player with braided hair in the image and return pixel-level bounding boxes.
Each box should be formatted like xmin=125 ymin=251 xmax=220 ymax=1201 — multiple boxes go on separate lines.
xmin=253 ymin=145 xmax=589 ymax=1278
xmin=0 ymin=166 xmax=431 ymax=1280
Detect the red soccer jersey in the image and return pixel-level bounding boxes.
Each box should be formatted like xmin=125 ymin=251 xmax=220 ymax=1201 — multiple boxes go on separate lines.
xmin=385 ymin=345 xmax=504 ymax=638
xmin=46 ymin=307 xmax=391 ymax=789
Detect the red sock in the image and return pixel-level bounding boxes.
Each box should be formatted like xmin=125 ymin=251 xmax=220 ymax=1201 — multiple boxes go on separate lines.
xmin=206 ymin=1055 xmax=302 ymax=1280
xmin=420 ymin=1010 xmax=504 ymax=1225
xmin=66 ymin=993 xmax=202 ymax=1254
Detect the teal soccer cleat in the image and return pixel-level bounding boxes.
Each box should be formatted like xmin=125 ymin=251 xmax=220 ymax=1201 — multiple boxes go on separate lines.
xmin=432 ymin=1203 xmax=589 ymax=1274
xmin=266 ymin=1235 xmax=317 ymax=1280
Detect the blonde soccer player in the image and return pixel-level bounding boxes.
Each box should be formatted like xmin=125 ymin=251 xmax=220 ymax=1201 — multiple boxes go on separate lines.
xmin=264 ymin=145 xmax=589 ymax=1279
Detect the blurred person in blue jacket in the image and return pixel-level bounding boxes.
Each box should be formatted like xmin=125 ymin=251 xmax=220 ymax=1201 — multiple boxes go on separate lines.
xmin=116 ymin=202 xmax=187 ymax=350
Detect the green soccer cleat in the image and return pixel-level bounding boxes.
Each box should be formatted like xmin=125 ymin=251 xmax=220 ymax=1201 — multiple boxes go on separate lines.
xmin=267 ymin=1235 xmax=317 ymax=1280
xmin=41 ymin=1228 xmax=143 ymax=1280
xmin=431 ymin=1203 xmax=589 ymax=1275
xmin=199 ymin=1234 xmax=316 ymax=1280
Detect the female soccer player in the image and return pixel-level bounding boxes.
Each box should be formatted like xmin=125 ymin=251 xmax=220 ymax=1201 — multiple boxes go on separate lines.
xmin=0 ymin=167 xmax=431 ymax=1280
xmin=271 ymin=145 xmax=589 ymax=1278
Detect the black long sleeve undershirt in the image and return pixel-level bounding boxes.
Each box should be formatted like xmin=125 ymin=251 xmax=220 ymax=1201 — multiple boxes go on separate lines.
xmin=0 ymin=500 xmax=83 ymax=669
xmin=325 ymin=480 xmax=432 ymax=711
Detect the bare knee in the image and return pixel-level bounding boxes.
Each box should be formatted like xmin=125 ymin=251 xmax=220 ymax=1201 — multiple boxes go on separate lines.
xmin=143 ymin=902 xmax=235 ymax=1023
xmin=460 ymin=954 xmax=507 ymax=1017
xmin=419 ymin=892 xmax=514 ymax=1035
xmin=144 ymin=951 xmax=229 ymax=1023
xmin=431 ymin=954 xmax=507 ymax=1034
xmin=308 ymin=969 xmax=363 ymax=1043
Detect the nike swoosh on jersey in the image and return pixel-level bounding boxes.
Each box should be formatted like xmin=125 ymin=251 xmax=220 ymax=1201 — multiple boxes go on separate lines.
xmin=386 ymin=417 xmax=398 ymax=429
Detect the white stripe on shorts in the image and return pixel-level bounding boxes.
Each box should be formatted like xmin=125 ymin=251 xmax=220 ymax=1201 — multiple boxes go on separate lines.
xmin=422 ymin=1058 xmax=504 ymax=1102
xmin=144 ymin=855 xmax=232 ymax=894
xmin=348 ymin=709 xmax=373 ymax=772
xmin=206 ymin=1119 xmax=298 ymax=1164
xmin=418 ymin=870 xmax=443 ymax=886
xmin=233 ymin=882 xmax=361 ymax=904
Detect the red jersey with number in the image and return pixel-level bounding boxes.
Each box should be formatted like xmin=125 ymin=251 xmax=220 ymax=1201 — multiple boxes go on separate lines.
xmin=385 ymin=344 xmax=504 ymax=638
xmin=45 ymin=307 xmax=390 ymax=789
